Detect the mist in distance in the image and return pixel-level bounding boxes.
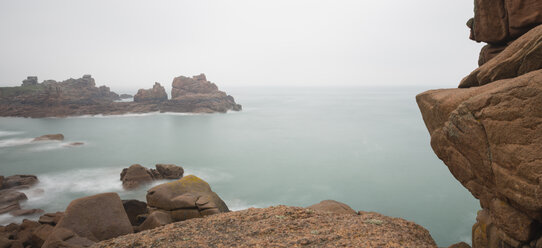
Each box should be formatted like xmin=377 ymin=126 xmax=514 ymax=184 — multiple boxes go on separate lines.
xmin=0 ymin=0 xmax=482 ymax=92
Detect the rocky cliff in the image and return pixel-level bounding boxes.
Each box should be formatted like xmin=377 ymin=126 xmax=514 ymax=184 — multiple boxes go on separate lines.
xmin=418 ymin=3 xmax=542 ymax=247
xmin=0 ymin=74 xmax=241 ymax=117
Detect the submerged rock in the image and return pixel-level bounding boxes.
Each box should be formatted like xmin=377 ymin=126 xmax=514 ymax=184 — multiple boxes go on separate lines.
xmin=33 ymin=134 xmax=64 ymax=142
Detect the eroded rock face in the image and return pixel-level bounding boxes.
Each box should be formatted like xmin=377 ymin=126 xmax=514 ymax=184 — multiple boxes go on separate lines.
xmin=42 ymin=193 xmax=133 ymax=247
xmin=134 ymin=82 xmax=168 ymax=103
xmin=460 ymin=25 xmax=542 ymax=88
xmin=417 ymin=68 xmax=542 ymax=246
xmin=0 ymin=74 xmax=241 ymax=117
xmin=120 ymin=164 xmax=184 ymax=190
xmin=146 ymin=175 xmax=229 ymax=222
xmin=168 ymin=74 xmax=242 ymax=113
xmin=468 ymin=0 xmax=542 ymax=65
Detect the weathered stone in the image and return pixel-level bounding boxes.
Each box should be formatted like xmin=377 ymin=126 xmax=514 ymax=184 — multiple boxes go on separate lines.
xmin=146 ymin=175 xmax=228 ymax=221
xmin=122 ymin=199 xmax=148 ymax=226
xmin=461 ymin=25 xmax=542 ymax=88
xmin=9 ymin=208 xmax=44 ymax=216
xmin=448 ymin=241 xmax=471 ymax=248
xmin=38 ymin=212 xmax=64 ymax=226
xmin=121 ymin=164 xmax=154 ymax=190
xmin=307 ymin=200 xmax=357 ymax=215
xmin=134 ymin=82 xmax=167 ymax=103
xmin=136 ymin=211 xmax=172 ymax=232
xmin=43 ymin=192 xmax=132 ymax=246
xmin=155 ymin=164 xmax=184 ymax=179
xmin=2 ymin=175 xmax=38 ymax=189
xmin=33 ymin=134 xmax=64 ymax=142
xmin=31 ymin=224 xmax=54 ymax=248
xmin=478 ymin=44 xmax=507 ymax=66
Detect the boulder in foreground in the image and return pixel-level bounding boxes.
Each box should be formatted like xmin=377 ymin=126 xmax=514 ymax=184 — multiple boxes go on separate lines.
xmin=43 ymin=192 xmax=133 ymax=247
xmin=94 ymin=205 xmax=437 ymax=248
xmin=146 ymin=175 xmax=229 ymax=222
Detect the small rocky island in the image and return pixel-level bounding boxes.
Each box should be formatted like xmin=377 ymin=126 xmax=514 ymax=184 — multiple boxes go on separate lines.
xmin=0 ymin=74 xmax=241 ymax=118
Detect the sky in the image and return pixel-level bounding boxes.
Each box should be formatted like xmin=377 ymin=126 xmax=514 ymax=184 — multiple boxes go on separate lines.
xmin=0 ymin=0 xmax=483 ymax=92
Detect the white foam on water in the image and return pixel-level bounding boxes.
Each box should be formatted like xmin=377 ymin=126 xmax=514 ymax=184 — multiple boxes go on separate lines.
xmin=0 ymin=130 xmax=24 ymax=137
xmin=66 ymin=111 xmax=201 ymax=119
xmin=0 ymin=138 xmax=34 ymax=148
xmin=226 ymin=198 xmax=263 ymax=211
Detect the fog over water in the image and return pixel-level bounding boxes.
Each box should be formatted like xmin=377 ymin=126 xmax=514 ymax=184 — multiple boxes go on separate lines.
xmin=0 ymin=0 xmax=482 ymax=90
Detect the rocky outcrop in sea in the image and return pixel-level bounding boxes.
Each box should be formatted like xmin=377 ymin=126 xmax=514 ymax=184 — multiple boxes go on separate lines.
xmin=0 ymin=74 xmax=241 ymax=118
xmin=418 ymin=3 xmax=542 ymax=247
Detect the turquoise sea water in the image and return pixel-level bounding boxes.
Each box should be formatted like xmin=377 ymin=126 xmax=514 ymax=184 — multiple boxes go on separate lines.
xmin=0 ymin=86 xmax=479 ymax=246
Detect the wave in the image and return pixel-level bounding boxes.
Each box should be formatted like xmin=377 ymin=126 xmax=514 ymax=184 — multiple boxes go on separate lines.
xmin=0 ymin=138 xmax=34 ymax=148
xmin=67 ymin=112 xmax=202 ymax=119
xmin=0 ymin=130 xmax=24 ymax=137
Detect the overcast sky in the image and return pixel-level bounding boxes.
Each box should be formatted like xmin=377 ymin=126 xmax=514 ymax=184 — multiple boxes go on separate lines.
xmin=0 ymin=0 xmax=482 ymax=92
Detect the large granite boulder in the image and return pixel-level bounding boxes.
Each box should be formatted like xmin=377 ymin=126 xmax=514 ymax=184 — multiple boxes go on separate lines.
xmin=42 ymin=193 xmax=133 ymax=247
xmin=134 ymin=82 xmax=168 ymax=102
xmin=146 ymin=175 xmax=229 ymax=222
xmin=307 ymin=200 xmax=357 ymax=215
xmin=120 ymin=164 xmax=184 ymax=190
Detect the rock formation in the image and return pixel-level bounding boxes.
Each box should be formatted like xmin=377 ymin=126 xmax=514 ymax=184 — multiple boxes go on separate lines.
xmin=467 ymin=0 xmax=542 ymax=65
xmin=33 ymin=134 xmax=64 ymax=142
xmin=145 ymin=175 xmax=229 ymax=225
xmin=0 ymin=74 xmax=241 ymax=117
xmin=95 ymin=205 xmax=437 ymax=248
xmin=0 ymin=175 xmax=41 ymax=216
xmin=307 ymin=200 xmax=357 ymax=215
xmin=133 ymin=82 xmax=167 ymax=103
xmin=120 ymin=164 xmax=184 ymax=190
xmin=418 ymin=5 xmax=542 ymax=246
xmin=42 ymin=193 xmax=133 ymax=248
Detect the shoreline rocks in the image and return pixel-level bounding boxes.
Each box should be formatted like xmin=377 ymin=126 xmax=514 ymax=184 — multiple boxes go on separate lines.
xmin=0 ymin=175 xmax=41 ymax=216
xmin=95 ymin=205 xmax=437 ymax=248
xmin=133 ymin=83 xmax=167 ymax=103
xmin=0 ymin=74 xmax=241 ymax=118
xmin=120 ymin=164 xmax=184 ymax=190
xmin=33 ymin=134 xmax=64 ymax=142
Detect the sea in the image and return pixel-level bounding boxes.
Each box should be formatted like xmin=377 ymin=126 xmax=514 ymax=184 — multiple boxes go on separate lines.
xmin=0 ymin=86 xmax=479 ymax=247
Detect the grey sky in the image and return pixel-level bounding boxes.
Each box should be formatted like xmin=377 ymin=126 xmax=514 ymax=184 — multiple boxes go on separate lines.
xmin=0 ymin=0 xmax=482 ymax=92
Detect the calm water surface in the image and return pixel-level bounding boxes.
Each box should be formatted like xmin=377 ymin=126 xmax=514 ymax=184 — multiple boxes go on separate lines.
xmin=0 ymin=86 xmax=479 ymax=246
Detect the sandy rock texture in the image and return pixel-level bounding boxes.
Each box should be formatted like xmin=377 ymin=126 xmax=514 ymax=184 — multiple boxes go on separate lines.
xmin=94 ymin=205 xmax=437 ymax=248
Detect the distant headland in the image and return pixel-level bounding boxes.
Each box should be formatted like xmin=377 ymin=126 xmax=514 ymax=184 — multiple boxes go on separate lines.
xmin=0 ymin=74 xmax=241 ymax=118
